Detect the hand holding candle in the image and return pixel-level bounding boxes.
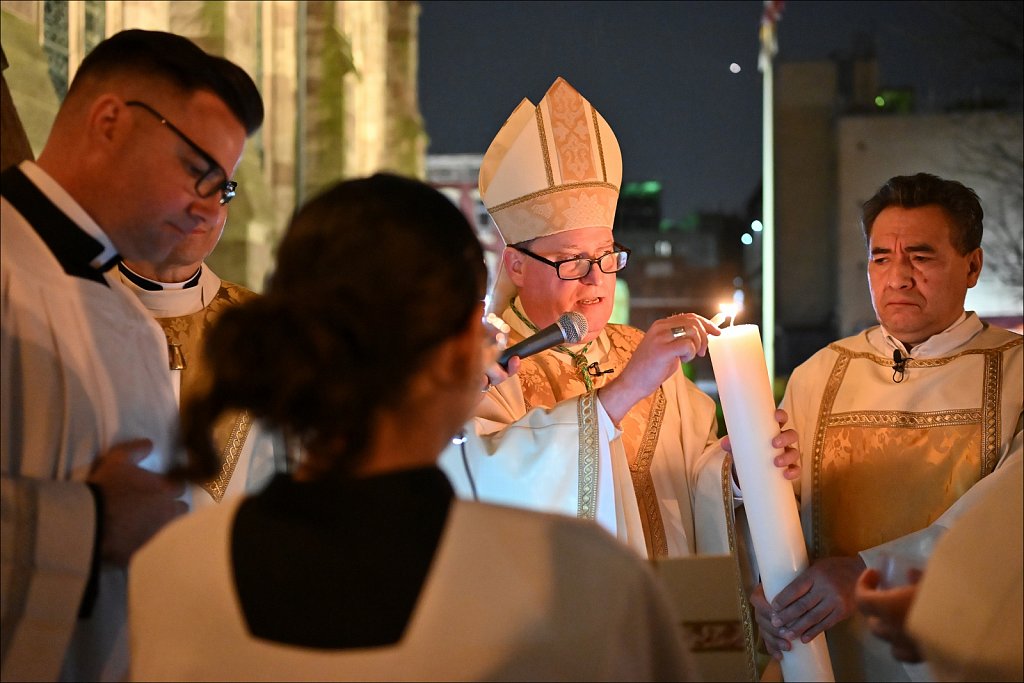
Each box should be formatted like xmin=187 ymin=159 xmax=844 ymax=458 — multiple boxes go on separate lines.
xmin=708 ymin=317 xmax=835 ymax=682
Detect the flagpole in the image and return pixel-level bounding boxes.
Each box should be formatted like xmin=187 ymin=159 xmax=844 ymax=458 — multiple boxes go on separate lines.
xmin=754 ymin=4 xmax=836 ymax=680
xmin=761 ymin=25 xmax=775 ymax=384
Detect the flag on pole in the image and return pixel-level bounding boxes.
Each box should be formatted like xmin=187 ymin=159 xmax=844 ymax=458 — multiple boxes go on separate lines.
xmin=758 ymin=0 xmax=784 ymax=72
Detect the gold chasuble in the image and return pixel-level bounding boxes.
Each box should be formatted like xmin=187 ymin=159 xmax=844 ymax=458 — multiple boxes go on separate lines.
xmin=157 ymin=282 xmax=255 ymax=503
xmin=782 ymin=314 xmax=1023 ymax=682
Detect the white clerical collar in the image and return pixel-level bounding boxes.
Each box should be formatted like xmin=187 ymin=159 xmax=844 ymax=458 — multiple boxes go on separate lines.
xmin=870 ymin=311 xmax=983 ymax=359
xmin=119 ymin=262 xmax=202 ymax=291
xmin=19 ymin=161 xmax=119 ymax=270
xmin=119 ymin=265 xmax=221 ymax=318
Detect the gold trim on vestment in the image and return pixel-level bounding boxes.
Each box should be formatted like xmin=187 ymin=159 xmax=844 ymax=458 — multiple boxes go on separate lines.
xmin=536 ymin=106 xmax=554 ymax=188
xmin=201 ymin=410 xmax=253 ymax=503
xmin=577 ymin=391 xmax=599 ymax=520
xmin=158 ymin=282 xmax=257 ymax=504
xmin=591 ymin=108 xmax=606 ymax=182
xmin=720 ymin=453 xmax=759 ymax=681
xmin=811 ymin=351 xmax=849 ymax=558
xmin=487 ymin=181 xmax=620 ymax=214
xmin=982 ymin=349 xmax=1001 ymax=474
xmin=829 ymin=337 xmax=1021 ymax=368
xmin=629 ymin=387 xmax=669 ymax=558
xmin=828 ymin=410 xmax=982 ymax=428
xmin=811 ymin=340 xmax=1013 ymax=558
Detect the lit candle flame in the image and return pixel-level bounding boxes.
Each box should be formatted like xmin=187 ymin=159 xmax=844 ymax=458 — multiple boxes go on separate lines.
xmin=711 ymin=303 xmax=741 ymax=328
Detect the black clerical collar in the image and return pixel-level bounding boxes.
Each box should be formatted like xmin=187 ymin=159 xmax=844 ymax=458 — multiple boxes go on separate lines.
xmin=117 ymin=262 xmax=202 ymax=291
xmin=1 ymin=165 xmax=120 ymax=286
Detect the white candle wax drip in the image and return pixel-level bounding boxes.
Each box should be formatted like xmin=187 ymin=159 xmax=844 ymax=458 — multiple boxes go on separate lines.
xmin=708 ymin=324 xmax=834 ymax=682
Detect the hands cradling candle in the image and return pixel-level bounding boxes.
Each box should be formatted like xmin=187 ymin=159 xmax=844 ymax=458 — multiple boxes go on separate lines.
xmin=721 ymin=408 xmax=801 ymax=481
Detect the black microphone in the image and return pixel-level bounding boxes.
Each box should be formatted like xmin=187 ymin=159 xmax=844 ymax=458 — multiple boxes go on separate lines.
xmin=892 ymin=348 xmax=907 ymax=383
xmin=498 ymin=311 xmax=588 ymax=369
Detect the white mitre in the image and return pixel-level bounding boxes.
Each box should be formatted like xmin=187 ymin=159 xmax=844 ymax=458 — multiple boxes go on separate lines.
xmin=480 ymin=77 xmax=623 ymax=315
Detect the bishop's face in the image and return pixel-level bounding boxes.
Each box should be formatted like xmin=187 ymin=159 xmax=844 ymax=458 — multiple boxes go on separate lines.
xmin=504 ymin=227 xmax=618 ymax=344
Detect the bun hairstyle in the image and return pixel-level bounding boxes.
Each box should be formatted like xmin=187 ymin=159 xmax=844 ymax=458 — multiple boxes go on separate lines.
xmin=180 ymin=174 xmax=487 ymax=480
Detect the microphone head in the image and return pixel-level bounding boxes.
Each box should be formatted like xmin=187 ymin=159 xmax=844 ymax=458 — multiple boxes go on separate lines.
xmin=556 ymin=311 xmax=588 ymax=344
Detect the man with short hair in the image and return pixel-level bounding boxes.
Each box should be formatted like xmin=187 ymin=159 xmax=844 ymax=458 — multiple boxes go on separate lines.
xmin=752 ymin=173 xmax=1022 ymax=681
xmin=1 ymin=29 xmax=263 ymax=681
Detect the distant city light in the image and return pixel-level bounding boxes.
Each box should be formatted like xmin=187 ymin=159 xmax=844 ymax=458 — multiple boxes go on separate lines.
xmin=741 ymin=233 xmax=753 ymax=246
xmin=729 ymin=62 xmax=741 ymax=74
xmin=750 ymin=219 xmax=763 ymax=232
xmin=875 ymin=95 xmax=886 ymax=108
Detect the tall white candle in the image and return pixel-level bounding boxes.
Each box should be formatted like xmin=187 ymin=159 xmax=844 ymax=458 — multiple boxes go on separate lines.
xmin=708 ymin=324 xmax=834 ymax=682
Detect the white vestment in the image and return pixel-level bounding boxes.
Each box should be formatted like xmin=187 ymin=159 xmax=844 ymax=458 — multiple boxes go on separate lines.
xmin=781 ymin=312 xmax=1023 ymax=681
xmin=129 ymin=497 xmax=695 ymax=682
xmin=119 ymin=265 xmax=287 ymax=507
xmin=440 ymin=301 xmax=732 ymax=560
xmin=1 ymin=162 xmax=179 ymax=681
xmin=906 ymin=456 xmax=1022 ymax=682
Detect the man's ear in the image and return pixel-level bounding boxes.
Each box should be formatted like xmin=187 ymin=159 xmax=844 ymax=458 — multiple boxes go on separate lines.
xmin=965 ymin=248 xmax=983 ymax=288
xmin=85 ymin=94 xmax=131 ymax=157
xmin=503 ymin=247 xmax=526 ymax=288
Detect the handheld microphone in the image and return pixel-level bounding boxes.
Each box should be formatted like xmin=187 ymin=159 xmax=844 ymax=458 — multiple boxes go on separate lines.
xmin=892 ymin=349 xmax=907 ymax=383
xmin=498 ymin=311 xmax=588 ymax=369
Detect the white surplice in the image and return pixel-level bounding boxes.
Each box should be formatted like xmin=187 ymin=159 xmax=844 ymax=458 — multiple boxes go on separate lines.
xmin=129 ymin=497 xmax=695 ymax=682
xmin=1 ymin=162 xmax=179 ymax=682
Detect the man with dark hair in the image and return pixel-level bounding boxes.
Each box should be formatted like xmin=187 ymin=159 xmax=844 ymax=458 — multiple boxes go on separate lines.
xmin=1 ymin=29 xmax=263 ymax=681
xmin=749 ymin=173 xmax=1022 ymax=681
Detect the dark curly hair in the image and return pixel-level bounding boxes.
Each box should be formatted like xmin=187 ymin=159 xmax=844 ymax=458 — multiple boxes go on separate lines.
xmin=179 ymin=174 xmax=486 ymax=481
xmin=861 ymin=173 xmax=984 ymax=255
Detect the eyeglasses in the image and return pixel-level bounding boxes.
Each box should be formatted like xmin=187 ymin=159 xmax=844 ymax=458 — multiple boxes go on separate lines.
xmin=512 ymin=243 xmax=631 ymax=281
xmin=125 ymin=100 xmax=238 ymax=205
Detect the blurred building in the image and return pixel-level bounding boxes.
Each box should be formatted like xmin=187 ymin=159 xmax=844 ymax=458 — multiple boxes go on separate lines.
xmin=0 ymin=0 xmax=426 ymax=291
xmin=773 ymin=44 xmax=1023 ymax=374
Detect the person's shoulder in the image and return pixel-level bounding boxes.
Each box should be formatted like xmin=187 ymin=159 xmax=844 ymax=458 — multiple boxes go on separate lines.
xmin=802 ymin=329 xmax=868 ymax=365
xmin=977 ymin=322 xmax=1023 ymax=350
xmin=786 ymin=331 xmax=868 ymax=389
xmin=132 ymin=497 xmax=240 ymax=573
xmin=454 ymin=500 xmax=645 ymax=571
xmin=219 ymin=279 xmax=257 ymax=303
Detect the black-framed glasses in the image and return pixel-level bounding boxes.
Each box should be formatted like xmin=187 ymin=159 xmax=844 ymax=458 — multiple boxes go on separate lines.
xmin=125 ymin=100 xmax=237 ymax=205
xmin=512 ymin=243 xmax=631 ymax=280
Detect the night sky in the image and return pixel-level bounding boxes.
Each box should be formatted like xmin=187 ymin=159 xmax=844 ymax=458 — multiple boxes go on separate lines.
xmin=418 ymin=0 xmax=1022 ymax=222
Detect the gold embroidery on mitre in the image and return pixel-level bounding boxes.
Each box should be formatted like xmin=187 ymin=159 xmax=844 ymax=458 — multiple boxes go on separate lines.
xmin=592 ymin=108 xmax=607 ymax=182
xmin=535 ymin=106 xmax=554 ymax=188
xmin=548 ymin=80 xmax=595 ymax=181
xmin=487 ymin=181 xmax=619 ymax=213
